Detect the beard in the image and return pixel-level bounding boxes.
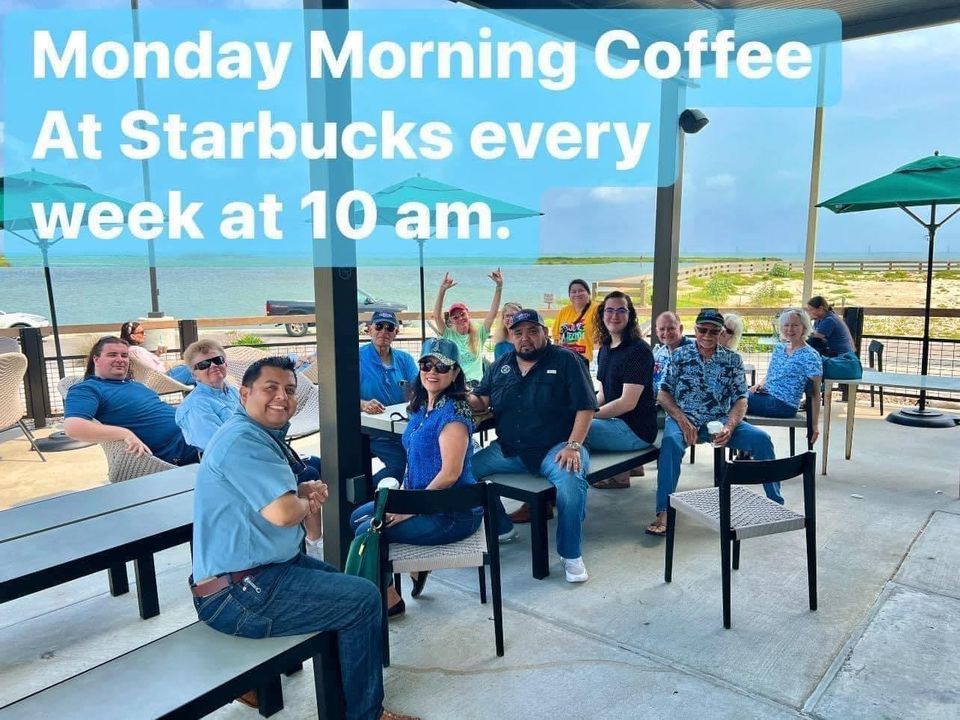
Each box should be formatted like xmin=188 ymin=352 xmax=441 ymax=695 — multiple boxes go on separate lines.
xmin=516 ymin=343 xmax=548 ymax=362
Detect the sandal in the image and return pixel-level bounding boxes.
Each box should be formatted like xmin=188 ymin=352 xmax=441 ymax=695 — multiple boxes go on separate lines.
xmin=387 ymin=598 xmax=406 ymax=618
xmin=592 ymin=475 xmax=630 ymax=490
xmin=645 ymin=520 xmax=667 ymax=537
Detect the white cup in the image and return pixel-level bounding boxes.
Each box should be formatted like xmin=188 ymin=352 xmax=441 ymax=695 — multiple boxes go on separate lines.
xmin=377 ymin=477 xmax=401 ymax=491
xmin=707 ymin=421 xmax=725 ymax=446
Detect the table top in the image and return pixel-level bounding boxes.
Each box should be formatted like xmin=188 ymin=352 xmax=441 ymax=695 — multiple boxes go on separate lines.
xmin=828 ymin=370 xmax=960 ymax=393
xmin=0 ymin=465 xmax=198 ymax=543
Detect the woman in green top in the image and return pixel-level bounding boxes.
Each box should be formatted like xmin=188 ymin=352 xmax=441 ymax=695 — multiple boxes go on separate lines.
xmin=432 ymin=268 xmax=503 ymax=385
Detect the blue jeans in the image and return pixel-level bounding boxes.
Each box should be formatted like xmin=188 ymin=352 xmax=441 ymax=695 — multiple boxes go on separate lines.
xmin=473 ymin=440 xmax=588 ymax=560
xmin=369 ymin=436 xmax=407 ymax=487
xmin=586 ymin=418 xmax=652 ymax=452
xmin=192 ymin=553 xmax=383 ymax=720
xmin=657 ymin=417 xmax=782 ymax=513
xmin=168 ymin=364 xmax=197 ymax=385
xmin=350 ymin=502 xmax=482 ymax=545
xmin=747 ymin=391 xmax=797 ymax=418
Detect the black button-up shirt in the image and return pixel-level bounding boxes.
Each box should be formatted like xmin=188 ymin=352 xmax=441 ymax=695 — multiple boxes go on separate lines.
xmin=476 ymin=343 xmax=598 ymax=473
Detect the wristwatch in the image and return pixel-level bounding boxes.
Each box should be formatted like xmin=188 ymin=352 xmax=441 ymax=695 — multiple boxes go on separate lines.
xmin=566 ymin=441 xmax=583 ymax=451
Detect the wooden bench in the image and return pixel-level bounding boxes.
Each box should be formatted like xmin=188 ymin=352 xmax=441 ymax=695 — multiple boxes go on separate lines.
xmin=490 ymin=447 xmax=660 ymax=579
xmin=0 ymin=622 xmax=343 ymax=719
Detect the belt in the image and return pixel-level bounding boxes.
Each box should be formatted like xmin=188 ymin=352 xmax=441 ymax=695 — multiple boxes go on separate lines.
xmin=191 ymin=566 xmax=267 ymax=598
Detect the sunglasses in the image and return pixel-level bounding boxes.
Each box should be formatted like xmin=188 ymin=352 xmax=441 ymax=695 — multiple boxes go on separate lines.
xmin=373 ymin=322 xmax=397 ymax=332
xmin=418 ymin=359 xmax=453 ymax=374
xmin=193 ymin=355 xmax=226 ymax=371
xmin=695 ymin=326 xmax=722 ymax=336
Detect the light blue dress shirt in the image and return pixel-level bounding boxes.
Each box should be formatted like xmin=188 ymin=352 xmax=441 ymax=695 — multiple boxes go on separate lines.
xmin=176 ymin=381 xmax=242 ymax=451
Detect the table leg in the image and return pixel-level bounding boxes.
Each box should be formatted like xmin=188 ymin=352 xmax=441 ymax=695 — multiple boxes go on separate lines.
xmin=845 ymin=381 xmax=858 ymax=460
xmin=821 ymin=381 xmax=833 ymax=475
xmin=134 ymin=554 xmax=160 ymax=619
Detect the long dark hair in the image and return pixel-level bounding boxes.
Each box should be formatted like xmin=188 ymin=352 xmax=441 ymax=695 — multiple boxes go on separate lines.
xmin=807 ymin=296 xmax=834 ymax=313
xmin=119 ymin=321 xmax=143 ymax=345
xmin=85 ymin=336 xmax=130 ymax=377
xmin=594 ymin=290 xmax=641 ymax=346
xmin=407 ymin=362 xmax=468 ymax=414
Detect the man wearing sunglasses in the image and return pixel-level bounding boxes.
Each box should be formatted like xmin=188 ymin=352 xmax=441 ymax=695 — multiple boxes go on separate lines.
xmin=175 ymin=339 xmax=241 ymax=451
xmin=360 ymin=310 xmax=418 ymax=486
xmin=650 ymin=308 xmax=779 ymax=537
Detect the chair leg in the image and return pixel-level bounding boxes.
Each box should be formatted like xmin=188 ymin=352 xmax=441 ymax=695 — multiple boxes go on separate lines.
xmin=879 ymin=388 xmax=884 ymax=415
xmin=381 ymin=568 xmax=391 ymax=668
xmin=721 ymin=536 xmax=732 ymax=629
xmin=689 ymin=444 xmax=696 ymax=464
xmin=805 ymin=522 xmax=818 ymax=612
xmin=529 ymin=499 xmax=551 ymax=580
xmin=478 ymin=566 xmax=487 ymax=604
xmin=789 ymin=427 xmax=796 ymax=456
xmin=732 ymin=539 xmax=740 ymax=571
xmin=664 ymin=506 xmax=676 ymax=583
xmin=489 ymin=560 xmax=505 ymax=657
xmin=393 ymin=573 xmax=401 ymax=593
xmin=17 ymin=420 xmax=47 ymax=462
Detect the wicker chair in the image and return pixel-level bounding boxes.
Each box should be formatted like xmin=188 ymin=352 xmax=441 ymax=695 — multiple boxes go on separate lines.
xmin=224 ymin=346 xmax=270 ymax=385
xmin=100 ymin=439 xmax=176 ymax=483
xmin=377 ymin=482 xmax=504 ymax=666
xmin=129 ymin=354 xmax=192 ymax=396
xmin=665 ymin=449 xmax=817 ymax=629
xmin=0 ymin=352 xmax=46 ymax=461
xmin=301 ymin=363 xmax=319 ymax=385
xmin=288 ymin=376 xmax=321 ymax=440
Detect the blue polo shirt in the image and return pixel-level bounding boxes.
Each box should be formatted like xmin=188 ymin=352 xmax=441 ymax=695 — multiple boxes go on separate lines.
xmin=359 ymin=342 xmax=418 ymax=406
xmin=175 ymin=382 xmax=242 ymax=451
xmin=814 ymin=314 xmax=854 ymax=355
xmin=65 ymin=376 xmax=194 ymax=464
xmin=192 ymin=408 xmax=302 ymax=581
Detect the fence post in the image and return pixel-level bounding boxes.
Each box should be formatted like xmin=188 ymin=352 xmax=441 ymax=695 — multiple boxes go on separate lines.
xmin=178 ymin=319 xmax=199 ymax=352
xmin=18 ymin=327 xmax=50 ymax=428
xmin=639 ymin=280 xmax=647 ymax=306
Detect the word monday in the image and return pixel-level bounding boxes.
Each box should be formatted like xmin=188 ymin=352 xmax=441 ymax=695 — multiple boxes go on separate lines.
xmin=34 ymin=28 xmax=813 ymax=92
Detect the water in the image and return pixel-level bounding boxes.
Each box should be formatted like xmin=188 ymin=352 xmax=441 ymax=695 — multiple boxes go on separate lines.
xmin=0 ymin=257 xmax=658 ymax=324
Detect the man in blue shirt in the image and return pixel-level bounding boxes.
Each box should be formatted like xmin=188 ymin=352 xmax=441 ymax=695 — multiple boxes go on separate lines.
xmin=651 ymin=309 xmax=779 ymax=537
xmin=359 ymin=311 xmax=418 ymax=485
xmin=191 ymin=356 xmax=416 ymax=720
xmin=175 ymin=338 xmax=241 ymax=451
xmin=652 ymin=310 xmax=694 ymax=396
xmin=64 ymin=336 xmax=199 ymax=465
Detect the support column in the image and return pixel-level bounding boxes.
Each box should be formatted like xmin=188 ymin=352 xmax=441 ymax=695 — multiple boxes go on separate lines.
xmin=651 ymin=81 xmax=685 ymax=326
xmin=802 ymin=45 xmax=828 ymax=303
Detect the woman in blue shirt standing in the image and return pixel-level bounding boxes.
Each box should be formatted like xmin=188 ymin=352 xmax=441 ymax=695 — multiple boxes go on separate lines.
xmin=350 ymin=337 xmax=482 ymax=617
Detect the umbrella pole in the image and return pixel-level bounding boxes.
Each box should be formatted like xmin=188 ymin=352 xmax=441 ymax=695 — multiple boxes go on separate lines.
xmin=917 ymin=207 xmax=936 ymax=410
xmin=418 ymin=238 xmax=426 ymax=342
xmin=38 ymin=237 xmax=65 ymax=379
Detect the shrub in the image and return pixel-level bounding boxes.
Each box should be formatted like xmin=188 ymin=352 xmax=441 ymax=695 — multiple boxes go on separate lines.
xmin=234 ymin=334 xmax=266 ymax=347
xmin=750 ymin=281 xmax=792 ymax=306
xmin=768 ymin=263 xmax=791 ymax=278
xmin=704 ymin=274 xmax=736 ymax=302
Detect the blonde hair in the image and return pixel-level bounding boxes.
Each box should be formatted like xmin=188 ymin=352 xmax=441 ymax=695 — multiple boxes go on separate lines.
xmin=778 ymin=308 xmax=813 ymax=342
xmin=183 ymin=338 xmax=226 ymax=367
xmin=721 ymin=313 xmax=744 ymax=351
xmin=493 ymin=302 xmax=523 ymax=344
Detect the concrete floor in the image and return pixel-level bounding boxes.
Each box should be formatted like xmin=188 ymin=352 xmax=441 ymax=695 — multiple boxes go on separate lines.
xmin=1 ymin=402 xmax=958 ymax=719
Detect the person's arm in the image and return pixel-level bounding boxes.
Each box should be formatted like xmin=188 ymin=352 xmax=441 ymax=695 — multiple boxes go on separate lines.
xmin=433 ymin=272 xmax=455 ymax=330
xmin=424 ymin=421 xmax=469 ymax=490
xmin=468 ymin=392 xmax=490 ymax=413
xmin=596 ymin=383 xmax=642 ymax=419
xmin=713 ymin=397 xmax=747 ymax=447
xmin=298 ymin=480 xmax=327 ymax=540
xmin=260 ymin=492 xmax=310 ymax=527
xmin=482 ymin=268 xmax=503 ymax=333
xmin=63 ymin=417 xmax=153 ymax=456
xmin=658 ymin=389 xmax=698 ymax=445
xmin=553 ymin=409 xmax=593 ymax=471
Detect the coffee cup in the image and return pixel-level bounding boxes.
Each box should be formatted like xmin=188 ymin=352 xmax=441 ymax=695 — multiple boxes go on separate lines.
xmin=707 ymin=421 xmax=725 ymax=446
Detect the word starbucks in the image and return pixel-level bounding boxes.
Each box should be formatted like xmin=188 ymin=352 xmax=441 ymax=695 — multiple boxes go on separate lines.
xmin=34 ymin=27 xmax=813 ymax=91
xmin=30 ymin=189 xmax=510 ymax=242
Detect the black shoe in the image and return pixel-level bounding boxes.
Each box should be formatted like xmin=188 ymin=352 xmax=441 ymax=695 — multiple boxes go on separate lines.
xmin=410 ymin=571 xmax=430 ymax=598
xmin=388 ymin=598 xmax=406 ymax=618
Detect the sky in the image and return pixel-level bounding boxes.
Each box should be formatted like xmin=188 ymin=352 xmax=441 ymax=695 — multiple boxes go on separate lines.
xmin=1 ymin=0 xmax=959 ymax=263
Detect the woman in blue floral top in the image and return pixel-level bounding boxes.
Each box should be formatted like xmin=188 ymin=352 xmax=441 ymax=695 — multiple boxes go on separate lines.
xmin=350 ymin=337 xmax=482 ymax=617
xmin=748 ymin=308 xmax=822 ymax=444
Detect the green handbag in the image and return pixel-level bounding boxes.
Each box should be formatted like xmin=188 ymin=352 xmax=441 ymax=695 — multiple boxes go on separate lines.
xmin=344 ymin=489 xmax=389 ymax=585
xmin=822 ymin=351 xmax=863 ymax=380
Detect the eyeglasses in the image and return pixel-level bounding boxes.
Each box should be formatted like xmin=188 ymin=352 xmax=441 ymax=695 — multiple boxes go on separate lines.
xmin=418 ymin=359 xmax=453 ymax=374
xmin=193 ymin=355 xmax=226 ymax=370
xmin=695 ymin=326 xmax=722 ymax=336
xmin=603 ymin=307 xmax=628 ymax=316
xmin=373 ymin=322 xmax=396 ymax=332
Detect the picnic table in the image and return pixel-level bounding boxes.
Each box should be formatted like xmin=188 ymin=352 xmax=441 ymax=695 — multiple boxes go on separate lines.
xmin=821 ymin=370 xmax=960 ymax=474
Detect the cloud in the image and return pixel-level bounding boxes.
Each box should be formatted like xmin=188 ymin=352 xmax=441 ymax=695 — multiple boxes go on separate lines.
xmin=587 ymin=186 xmax=654 ymax=204
xmin=704 ymin=173 xmax=736 ymax=189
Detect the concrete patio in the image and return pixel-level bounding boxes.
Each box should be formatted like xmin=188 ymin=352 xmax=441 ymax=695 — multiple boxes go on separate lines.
xmin=1 ymin=402 xmax=958 ymax=719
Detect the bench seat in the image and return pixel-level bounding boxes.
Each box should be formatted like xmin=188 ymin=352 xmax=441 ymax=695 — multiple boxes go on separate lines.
xmin=0 ymin=622 xmax=342 ymax=720
xmin=490 ymin=447 xmax=660 ymax=579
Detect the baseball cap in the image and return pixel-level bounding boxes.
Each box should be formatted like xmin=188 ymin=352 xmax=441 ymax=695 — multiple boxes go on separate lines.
xmin=370 ymin=311 xmax=399 ymax=327
xmin=509 ymin=308 xmax=548 ymax=329
xmin=695 ymin=308 xmax=725 ymax=327
xmin=448 ymin=302 xmax=470 ymax=316
xmin=419 ymin=338 xmax=460 ymax=366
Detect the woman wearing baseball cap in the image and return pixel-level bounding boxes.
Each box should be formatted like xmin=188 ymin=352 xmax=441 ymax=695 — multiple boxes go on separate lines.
xmin=432 ymin=268 xmax=504 ymax=384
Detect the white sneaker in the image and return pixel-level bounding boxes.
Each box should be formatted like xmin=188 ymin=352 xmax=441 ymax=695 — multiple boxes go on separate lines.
xmin=498 ymin=527 xmax=519 ymax=544
xmin=305 ymin=537 xmax=324 ymax=560
xmin=562 ymin=556 xmax=589 ymax=583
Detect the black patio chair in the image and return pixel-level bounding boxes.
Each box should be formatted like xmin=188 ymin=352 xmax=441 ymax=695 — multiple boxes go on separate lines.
xmin=868 ymin=340 xmax=885 ymax=414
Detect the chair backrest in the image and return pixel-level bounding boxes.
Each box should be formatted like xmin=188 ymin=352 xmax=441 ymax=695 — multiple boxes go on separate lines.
xmin=715 ymin=450 xmax=817 ymax=525
xmin=224 ymin=346 xmax=271 ymax=385
xmin=129 ymin=354 xmax=191 ymax=395
xmin=0 ymin=337 xmax=21 ymax=354
xmin=868 ymin=340 xmax=884 ymax=371
xmin=0 ymin=352 xmax=28 ymax=428
xmin=58 ymin=374 xmax=83 ymax=402
xmin=100 ymin=440 xmax=176 ymax=483
xmin=841 ymin=306 xmax=864 ymax=356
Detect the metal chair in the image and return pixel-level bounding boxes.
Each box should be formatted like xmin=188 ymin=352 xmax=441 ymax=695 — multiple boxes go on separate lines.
xmin=868 ymin=340 xmax=885 ymax=414
xmin=129 ymin=354 xmax=193 ymax=397
xmin=224 ymin=346 xmax=270 ymax=385
xmin=377 ymin=481 xmax=504 ymax=666
xmin=0 ymin=352 xmax=46 ymax=461
xmin=664 ymin=449 xmax=817 ymax=629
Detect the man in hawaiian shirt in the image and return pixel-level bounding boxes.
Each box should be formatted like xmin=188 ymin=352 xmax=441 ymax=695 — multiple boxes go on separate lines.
xmin=649 ymin=308 xmax=780 ymax=536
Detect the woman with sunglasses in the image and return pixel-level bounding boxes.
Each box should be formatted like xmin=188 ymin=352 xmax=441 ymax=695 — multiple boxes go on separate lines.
xmin=553 ymin=278 xmax=598 ymax=362
xmin=175 ymin=339 xmax=241 ymax=451
xmin=585 ymin=291 xmax=657 ymax=488
xmin=432 ymin=268 xmax=504 ymax=385
xmin=350 ymin=338 xmax=483 ymax=617
xmin=492 ymin=302 xmax=523 ymax=360
xmin=120 ymin=320 xmax=195 ymax=385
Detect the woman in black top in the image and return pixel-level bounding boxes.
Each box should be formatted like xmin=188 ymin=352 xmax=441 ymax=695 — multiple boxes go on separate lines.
xmin=585 ymin=291 xmax=657 ymax=489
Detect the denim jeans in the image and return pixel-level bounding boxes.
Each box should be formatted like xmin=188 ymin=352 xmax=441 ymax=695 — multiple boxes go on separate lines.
xmin=192 ymin=553 xmax=384 ymax=720
xmin=472 ymin=440 xmax=588 ymax=560
xmin=369 ymin=436 xmax=407 ymax=487
xmin=350 ymin=502 xmax=482 ymax=545
xmin=586 ymin=418 xmax=652 ymax=452
xmin=657 ymin=416 xmax=782 ymax=513
xmin=747 ymin=391 xmax=798 ymax=418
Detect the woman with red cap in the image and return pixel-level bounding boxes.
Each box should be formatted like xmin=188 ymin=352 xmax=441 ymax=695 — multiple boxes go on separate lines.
xmin=432 ymin=268 xmax=503 ymax=385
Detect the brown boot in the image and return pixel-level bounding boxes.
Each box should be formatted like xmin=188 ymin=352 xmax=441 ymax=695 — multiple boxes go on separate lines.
xmin=236 ymin=690 xmax=259 ymax=709
xmin=630 ymin=466 xmax=646 ymax=477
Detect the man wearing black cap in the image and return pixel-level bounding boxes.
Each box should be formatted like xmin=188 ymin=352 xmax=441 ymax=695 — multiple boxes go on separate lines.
xmin=650 ymin=308 xmax=780 ymax=536
xmin=468 ymin=308 xmax=598 ymax=583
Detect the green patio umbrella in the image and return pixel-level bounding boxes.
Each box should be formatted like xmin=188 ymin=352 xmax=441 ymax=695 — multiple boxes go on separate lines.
xmin=1 ymin=171 xmax=133 ymax=377
xmin=818 ymin=152 xmax=960 ymax=427
xmin=364 ymin=175 xmax=542 ymax=340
